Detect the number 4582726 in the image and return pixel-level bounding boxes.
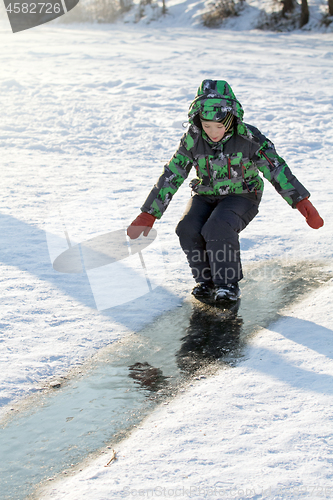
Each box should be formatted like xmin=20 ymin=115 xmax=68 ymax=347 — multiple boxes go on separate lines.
xmin=6 ymin=3 xmax=62 ymax=14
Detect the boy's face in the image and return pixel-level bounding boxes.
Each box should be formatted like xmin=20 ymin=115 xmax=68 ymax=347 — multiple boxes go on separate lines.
xmin=200 ymin=120 xmax=226 ymax=143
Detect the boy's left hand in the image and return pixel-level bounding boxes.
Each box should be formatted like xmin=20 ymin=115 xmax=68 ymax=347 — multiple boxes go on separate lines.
xmin=296 ymin=198 xmax=324 ymax=229
xmin=127 ymin=212 xmax=156 ymax=239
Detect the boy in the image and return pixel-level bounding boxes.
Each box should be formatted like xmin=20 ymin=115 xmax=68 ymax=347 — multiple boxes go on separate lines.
xmin=127 ymin=80 xmax=323 ymax=302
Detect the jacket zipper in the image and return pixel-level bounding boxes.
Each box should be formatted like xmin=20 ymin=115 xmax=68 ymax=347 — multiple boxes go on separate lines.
xmin=206 ymin=156 xmax=211 ymax=182
xmin=227 ymin=157 xmax=231 ymax=179
xmin=241 ymin=160 xmax=251 ymax=193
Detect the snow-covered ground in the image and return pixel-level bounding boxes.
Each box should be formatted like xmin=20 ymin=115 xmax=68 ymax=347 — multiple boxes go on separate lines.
xmin=0 ymin=9 xmax=332 ymax=500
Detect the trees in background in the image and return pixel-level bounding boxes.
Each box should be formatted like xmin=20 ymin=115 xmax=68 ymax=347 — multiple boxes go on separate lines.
xmin=300 ymin=0 xmax=309 ymax=27
xmin=280 ymin=0 xmax=309 ymax=28
xmin=329 ymin=0 xmax=333 ymax=15
xmin=91 ymin=0 xmax=132 ymax=22
xmin=202 ymin=0 xmax=245 ymax=28
xmin=285 ymin=0 xmax=333 ymax=27
xmin=281 ymin=0 xmax=295 ymax=16
xmin=56 ymin=0 xmax=333 ymax=27
xmin=257 ymin=0 xmax=332 ymax=30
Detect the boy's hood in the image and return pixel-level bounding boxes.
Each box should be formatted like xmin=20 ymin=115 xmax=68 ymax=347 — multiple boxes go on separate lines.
xmin=188 ymin=80 xmax=244 ymax=127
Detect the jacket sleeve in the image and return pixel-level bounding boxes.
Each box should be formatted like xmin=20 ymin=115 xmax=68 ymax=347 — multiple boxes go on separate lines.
xmin=141 ymin=133 xmax=194 ymax=219
xmin=249 ymin=127 xmax=310 ymax=208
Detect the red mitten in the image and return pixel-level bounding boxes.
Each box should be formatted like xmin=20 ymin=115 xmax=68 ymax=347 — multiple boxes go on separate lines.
xmin=296 ymin=198 xmax=324 ymax=229
xmin=127 ymin=212 xmax=156 ymax=239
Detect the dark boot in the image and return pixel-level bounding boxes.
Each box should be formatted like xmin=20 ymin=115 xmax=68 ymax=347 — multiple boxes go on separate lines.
xmin=191 ymin=282 xmax=214 ymax=298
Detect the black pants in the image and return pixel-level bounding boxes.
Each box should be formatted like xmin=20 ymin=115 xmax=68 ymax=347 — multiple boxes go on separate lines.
xmin=175 ymin=194 xmax=260 ymax=286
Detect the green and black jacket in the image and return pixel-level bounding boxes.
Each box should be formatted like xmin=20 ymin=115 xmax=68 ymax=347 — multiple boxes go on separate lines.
xmin=141 ymin=80 xmax=310 ymax=219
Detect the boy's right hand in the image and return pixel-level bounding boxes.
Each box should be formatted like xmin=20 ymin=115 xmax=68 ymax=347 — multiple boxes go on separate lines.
xmin=127 ymin=212 xmax=156 ymax=239
xmin=296 ymin=198 xmax=324 ymax=229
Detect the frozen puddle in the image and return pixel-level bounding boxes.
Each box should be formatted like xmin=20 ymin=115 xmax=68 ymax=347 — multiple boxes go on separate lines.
xmin=0 ymin=261 xmax=330 ymax=500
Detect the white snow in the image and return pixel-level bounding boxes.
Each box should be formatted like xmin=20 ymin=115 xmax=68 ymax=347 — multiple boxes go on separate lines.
xmin=0 ymin=2 xmax=333 ymax=498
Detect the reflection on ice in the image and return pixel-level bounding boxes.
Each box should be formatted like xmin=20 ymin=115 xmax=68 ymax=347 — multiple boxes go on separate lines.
xmin=177 ymin=299 xmax=242 ymax=375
